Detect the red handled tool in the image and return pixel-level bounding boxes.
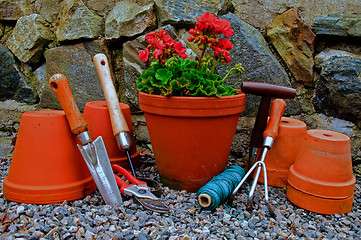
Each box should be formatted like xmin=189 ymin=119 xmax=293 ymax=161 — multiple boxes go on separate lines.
xmin=231 ymin=98 xmax=286 ymax=217
xmin=49 ymin=74 xmax=123 ymax=208
xmin=112 ymin=164 xmax=169 ymax=213
xmin=241 ymin=82 xmax=296 ymax=171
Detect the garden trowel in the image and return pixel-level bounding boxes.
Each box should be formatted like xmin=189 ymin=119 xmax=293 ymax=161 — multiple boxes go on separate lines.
xmin=49 ymin=73 xmax=123 ymax=208
xmin=93 ymin=53 xmax=136 ymax=176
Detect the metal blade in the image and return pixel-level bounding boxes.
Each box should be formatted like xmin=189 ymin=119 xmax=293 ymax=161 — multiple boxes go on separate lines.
xmin=134 ymin=196 xmax=170 ymax=213
xmin=123 ymin=185 xmax=158 ymax=200
xmin=125 ymin=149 xmax=136 ymax=177
xmin=78 ymin=136 xmax=122 ymax=207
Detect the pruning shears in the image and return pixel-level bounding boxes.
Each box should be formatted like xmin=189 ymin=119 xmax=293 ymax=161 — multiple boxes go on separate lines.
xmin=112 ymin=164 xmax=169 ymax=213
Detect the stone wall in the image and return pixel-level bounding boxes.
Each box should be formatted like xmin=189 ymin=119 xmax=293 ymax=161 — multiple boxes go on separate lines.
xmin=0 ymin=0 xmax=360 ymax=168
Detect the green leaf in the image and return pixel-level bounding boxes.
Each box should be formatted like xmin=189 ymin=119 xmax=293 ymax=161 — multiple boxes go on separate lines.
xmin=142 ymin=67 xmax=157 ymax=79
xmin=210 ymin=73 xmax=222 ymax=81
xmin=161 ymin=86 xmax=173 ymax=96
xmin=155 ymin=68 xmax=173 ymax=84
xmin=150 ymin=75 xmax=164 ymax=88
xmin=178 ymin=77 xmax=190 ymax=88
xmin=188 ymin=76 xmax=201 ymax=90
xmin=136 ymin=57 xmax=238 ymax=97
xmin=178 ymin=58 xmax=194 ymax=70
xmin=150 ymin=60 xmax=162 ymax=69
xmin=198 ymin=63 xmax=211 ymax=74
xmin=190 ymin=85 xmax=216 ymax=97
xmin=169 ymin=78 xmax=186 ymax=90
xmin=216 ymin=85 xmax=228 ymax=97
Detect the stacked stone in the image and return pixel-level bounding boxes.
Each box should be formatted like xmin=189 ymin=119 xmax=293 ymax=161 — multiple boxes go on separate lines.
xmin=0 ymin=0 xmax=360 ymax=166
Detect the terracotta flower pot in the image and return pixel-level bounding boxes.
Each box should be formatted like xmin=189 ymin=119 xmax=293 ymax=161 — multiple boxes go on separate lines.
xmin=287 ymin=129 xmax=356 ymax=214
xmin=257 ymin=117 xmax=307 ymax=187
xmin=3 ymin=111 xmax=96 ymax=204
xmin=138 ymin=90 xmax=246 ymax=192
xmin=82 ymin=101 xmax=140 ymax=169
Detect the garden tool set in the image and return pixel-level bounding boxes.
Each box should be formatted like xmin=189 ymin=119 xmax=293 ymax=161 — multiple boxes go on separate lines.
xmin=49 ymin=74 xmax=123 ymax=208
xmin=49 ymin=73 xmax=169 ymax=212
xmin=93 ymin=53 xmax=163 ymax=197
xmin=7 ymin=70 xmax=353 ymax=216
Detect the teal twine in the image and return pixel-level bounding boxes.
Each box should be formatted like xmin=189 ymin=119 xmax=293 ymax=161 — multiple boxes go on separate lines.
xmin=197 ymin=165 xmax=246 ymax=211
xmin=223 ymin=203 xmax=249 ymax=221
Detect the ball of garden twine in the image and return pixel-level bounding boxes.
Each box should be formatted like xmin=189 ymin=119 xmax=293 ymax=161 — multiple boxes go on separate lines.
xmin=197 ymin=165 xmax=246 ymax=210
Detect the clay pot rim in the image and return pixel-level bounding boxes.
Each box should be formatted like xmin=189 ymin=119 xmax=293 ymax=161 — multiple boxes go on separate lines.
xmin=288 ymin=166 xmax=356 ymax=199
xmin=138 ymin=90 xmax=246 ymax=117
xmin=23 ymin=110 xmax=64 ymax=117
xmin=139 ymin=89 xmax=244 ymax=99
xmin=85 ymin=101 xmax=130 ymax=110
xmin=286 ymin=184 xmax=354 ymax=215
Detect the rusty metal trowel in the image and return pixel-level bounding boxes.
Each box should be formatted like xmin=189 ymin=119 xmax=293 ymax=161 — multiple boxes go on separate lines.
xmin=49 ymin=74 xmax=123 ymax=208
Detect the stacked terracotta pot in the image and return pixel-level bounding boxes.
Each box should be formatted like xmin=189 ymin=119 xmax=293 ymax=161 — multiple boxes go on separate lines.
xmin=256 ymin=117 xmax=356 ymax=215
xmin=287 ymin=129 xmax=355 ymax=214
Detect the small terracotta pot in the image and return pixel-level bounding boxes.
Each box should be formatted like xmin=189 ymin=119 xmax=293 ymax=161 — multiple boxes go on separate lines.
xmin=138 ymin=91 xmax=246 ymax=192
xmin=82 ymin=101 xmax=140 ymax=169
xmin=3 ymin=111 xmax=96 ymax=204
xmin=287 ymin=129 xmax=356 ymax=214
xmin=257 ymin=117 xmax=307 ymax=187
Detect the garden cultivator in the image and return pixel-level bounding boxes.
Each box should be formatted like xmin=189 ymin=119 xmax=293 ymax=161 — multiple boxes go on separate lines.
xmin=231 ymin=98 xmax=286 ymax=217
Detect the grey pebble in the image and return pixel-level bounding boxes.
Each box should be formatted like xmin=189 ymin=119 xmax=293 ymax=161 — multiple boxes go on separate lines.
xmin=0 ymin=156 xmax=360 ymax=239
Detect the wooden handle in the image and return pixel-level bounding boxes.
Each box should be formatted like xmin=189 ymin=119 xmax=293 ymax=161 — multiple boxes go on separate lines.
xmin=49 ymin=73 xmax=87 ymax=135
xmin=93 ymin=53 xmax=129 ymax=134
xmin=242 ymin=81 xmax=296 ymax=99
xmin=263 ymin=98 xmax=286 ymax=140
xmin=249 ymin=96 xmax=271 ymax=149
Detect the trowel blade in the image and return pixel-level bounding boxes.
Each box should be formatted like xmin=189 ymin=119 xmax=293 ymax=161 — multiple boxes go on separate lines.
xmin=78 ymin=136 xmax=123 ymax=207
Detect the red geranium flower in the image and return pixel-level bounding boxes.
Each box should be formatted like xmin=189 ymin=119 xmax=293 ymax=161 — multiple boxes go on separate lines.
xmin=216 ymin=39 xmax=233 ymax=50
xmin=174 ymin=41 xmax=188 ymax=59
xmin=187 ymin=12 xmax=234 ymax=68
xmin=138 ymin=30 xmax=188 ymax=63
xmin=138 ymin=48 xmax=150 ymax=62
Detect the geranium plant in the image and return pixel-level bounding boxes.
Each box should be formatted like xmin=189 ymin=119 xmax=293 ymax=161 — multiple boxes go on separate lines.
xmin=137 ymin=12 xmax=244 ymax=97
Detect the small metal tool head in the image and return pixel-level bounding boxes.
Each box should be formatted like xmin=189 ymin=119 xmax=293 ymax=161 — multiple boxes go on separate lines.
xmin=135 ymin=197 xmax=170 ymax=213
xmin=123 ymin=185 xmax=158 ymax=200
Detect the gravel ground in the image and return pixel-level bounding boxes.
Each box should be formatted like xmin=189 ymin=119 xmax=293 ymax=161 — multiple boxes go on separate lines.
xmin=0 ymin=149 xmax=360 ymax=239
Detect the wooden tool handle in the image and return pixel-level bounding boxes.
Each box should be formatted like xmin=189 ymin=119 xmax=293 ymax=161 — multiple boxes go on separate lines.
xmin=49 ymin=74 xmax=87 ymax=135
xmin=242 ymin=81 xmax=296 ymax=99
xmin=249 ymin=96 xmax=272 ymax=149
xmin=263 ymin=98 xmax=286 ymax=140
xmin=93 ymin=53 xmax=129 ymax=135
